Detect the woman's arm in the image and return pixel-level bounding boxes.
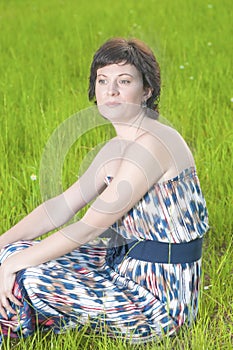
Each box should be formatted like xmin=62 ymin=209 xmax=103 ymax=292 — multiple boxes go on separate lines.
xmin=3 ymin=136 xmax=166 ymax=266
xmin=0 ymin=146 xmax=107 ymax=250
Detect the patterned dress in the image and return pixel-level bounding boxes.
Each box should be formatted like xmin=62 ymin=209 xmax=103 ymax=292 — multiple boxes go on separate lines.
xmin=0 ymin=167 xmax=208 ymax=344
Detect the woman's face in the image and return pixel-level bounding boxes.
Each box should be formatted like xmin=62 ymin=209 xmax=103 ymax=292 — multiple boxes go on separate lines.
xmin=95 ymin=63 xmax=150 ymax=121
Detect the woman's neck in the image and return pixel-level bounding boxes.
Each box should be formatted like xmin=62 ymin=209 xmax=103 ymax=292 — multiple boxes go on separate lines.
xmin=112 ymin=111 xmax=146 ymax=140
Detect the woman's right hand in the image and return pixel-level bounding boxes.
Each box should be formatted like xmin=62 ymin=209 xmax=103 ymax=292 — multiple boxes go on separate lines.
xmin=0 ymin=261 xmax=22 ymax=319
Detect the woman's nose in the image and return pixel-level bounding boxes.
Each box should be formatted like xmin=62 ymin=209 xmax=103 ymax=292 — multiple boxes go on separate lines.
xmin=107 ymin=81 xmax=119 ymax=96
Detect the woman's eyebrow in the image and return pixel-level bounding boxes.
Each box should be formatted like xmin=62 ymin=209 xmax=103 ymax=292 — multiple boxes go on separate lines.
xmin=97 ymin=73 xmax=134 ymax=77
xmin=118 ymin=73 xmax=133 ymax=77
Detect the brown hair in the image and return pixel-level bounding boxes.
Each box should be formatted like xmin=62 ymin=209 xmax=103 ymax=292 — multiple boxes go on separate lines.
xmin=88 ymin=38 xmax=161 ymax=112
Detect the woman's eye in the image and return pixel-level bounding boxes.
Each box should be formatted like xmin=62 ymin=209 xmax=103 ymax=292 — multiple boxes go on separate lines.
xmin=98 ymin=79 xmax=107 ymax=85
xmin=119 ymin=79 xmax=131 ymax=85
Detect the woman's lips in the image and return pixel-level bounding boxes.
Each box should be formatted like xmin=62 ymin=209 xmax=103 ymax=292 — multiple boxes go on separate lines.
xmin=105 ymin=102 xmax=122 ymax=107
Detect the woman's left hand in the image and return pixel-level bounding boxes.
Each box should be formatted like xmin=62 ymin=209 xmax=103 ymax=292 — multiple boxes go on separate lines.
xmin=0 ymin=262 xmax=22 ymax=319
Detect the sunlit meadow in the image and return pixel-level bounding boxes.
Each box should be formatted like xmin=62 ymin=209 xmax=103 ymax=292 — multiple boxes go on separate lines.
xmin=0 ymin=0 xmax=232 ymax=349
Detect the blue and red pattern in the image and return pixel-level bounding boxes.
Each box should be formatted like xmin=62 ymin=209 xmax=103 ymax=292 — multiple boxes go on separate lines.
xmin=0 ymin=167 xmax=208 ymax=344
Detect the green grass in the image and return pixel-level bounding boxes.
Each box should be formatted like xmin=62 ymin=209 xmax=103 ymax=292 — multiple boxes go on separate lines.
xmin=0 ymin=0 xmax=232 ymax=348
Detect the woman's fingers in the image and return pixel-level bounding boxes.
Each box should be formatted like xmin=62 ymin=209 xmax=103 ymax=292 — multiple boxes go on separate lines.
xmin=0 ymin=302 xmax=8 ymax=319
xmin=0 ymin=293 xmax=22 ymax=319
xmin=0 ymin=263 xmax=23 ymax=319
xmin=0 ymin=295 xmax=16 ymax=319
xmin=10 ymin=293 xmax=23 ymax=307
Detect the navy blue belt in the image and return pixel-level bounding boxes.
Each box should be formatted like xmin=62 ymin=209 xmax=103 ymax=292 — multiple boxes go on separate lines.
xmin=126 ymin=238 xmax=203 ymax=264
xmin=105 ymin=232 xmax=203 ymax=266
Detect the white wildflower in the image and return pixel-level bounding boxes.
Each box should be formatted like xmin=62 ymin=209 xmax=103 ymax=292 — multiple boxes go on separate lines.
xmin=204 ymin=284 xmax=212 ymax=290
xmin=30 ymin=174 xmax=37 ymax=181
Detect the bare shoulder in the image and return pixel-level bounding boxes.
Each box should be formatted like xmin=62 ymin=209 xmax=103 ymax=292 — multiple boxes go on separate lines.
xmin=137 ymin=119 xmax=195 ymax=176
xmin=136 ymin=119 xmax=181 ymax=150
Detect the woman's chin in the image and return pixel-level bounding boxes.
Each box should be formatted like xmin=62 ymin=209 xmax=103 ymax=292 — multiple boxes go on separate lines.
xmin=97 ymin=103 xmax=142 ymax=122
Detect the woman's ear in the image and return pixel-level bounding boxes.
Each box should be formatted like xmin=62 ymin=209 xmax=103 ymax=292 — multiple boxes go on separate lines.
xmin=143 ymin=87 xmax=153 ymax=101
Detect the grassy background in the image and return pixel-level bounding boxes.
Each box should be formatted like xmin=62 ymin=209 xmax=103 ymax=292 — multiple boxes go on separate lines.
xmin=0 ymin=0 xmax=232 ymax=348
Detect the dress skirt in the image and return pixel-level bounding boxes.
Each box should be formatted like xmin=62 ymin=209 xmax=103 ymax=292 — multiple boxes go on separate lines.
xmin=0 ymin=239 xmax=201 ymax=344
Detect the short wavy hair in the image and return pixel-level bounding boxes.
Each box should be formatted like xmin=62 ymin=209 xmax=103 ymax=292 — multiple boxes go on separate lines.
xmin=88 ymin=38 xmax=161 ymax=112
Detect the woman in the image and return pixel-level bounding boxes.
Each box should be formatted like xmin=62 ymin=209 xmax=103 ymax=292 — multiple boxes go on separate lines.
xmin=0 ymin=38 xmax=208 ymax=344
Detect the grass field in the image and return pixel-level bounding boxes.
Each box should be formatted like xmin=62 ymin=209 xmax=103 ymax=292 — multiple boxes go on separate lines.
xmin=0 ymin=0 xmax=232 ymax=349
